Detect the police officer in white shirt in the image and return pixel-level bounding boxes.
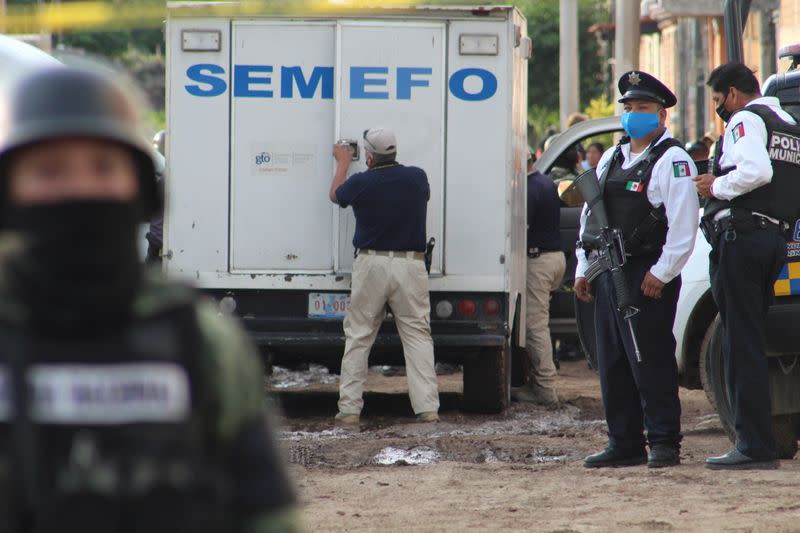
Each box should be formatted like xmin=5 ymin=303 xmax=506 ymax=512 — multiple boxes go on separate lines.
xmin=575 ymin=71 xmax=699 ymax=469
xmin=696 ymin=62 xmax=800 ymax=470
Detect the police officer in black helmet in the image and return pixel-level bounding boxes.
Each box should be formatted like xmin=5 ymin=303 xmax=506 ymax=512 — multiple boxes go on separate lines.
xmin=575 ymin=71 xmax=699 ymax=469
xmin=696 ymin=62 xmax=800 ymax=470
xmin=0 ymin=68 xmax=299 ymax=532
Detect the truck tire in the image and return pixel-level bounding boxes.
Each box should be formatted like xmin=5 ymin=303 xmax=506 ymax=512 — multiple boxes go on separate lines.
xmin=462 ymin=340 xmax=511 ymax=414
xmin=700 ymin=315 xmax=799 ymax=460
xmin=575 ymin=296 xmax=598 ymax=370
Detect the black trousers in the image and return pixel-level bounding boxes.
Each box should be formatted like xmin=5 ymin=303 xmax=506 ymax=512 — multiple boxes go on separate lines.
xmin=594 ymin=253 xmax=682 ymax=451
xmin=709 ymin=226 xmax=787 ymax=460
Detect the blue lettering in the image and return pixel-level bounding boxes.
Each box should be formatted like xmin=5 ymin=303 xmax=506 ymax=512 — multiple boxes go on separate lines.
xmin=397 ymin=67 xmax=432 ymax=100
xmin=233 ymin=65 xmax=274 ymax=97
xmin=351 ymin=67 xmax=389 ymax=100
xmin=449 ymin=68 xmax=498 ymax=102
xmin=185 ymin=64 xmax=227 ymax=97
xmin=280 ymin=66 xmax=334 ymax=99
xmin=185 ymin=63 xmax=499 ymax=102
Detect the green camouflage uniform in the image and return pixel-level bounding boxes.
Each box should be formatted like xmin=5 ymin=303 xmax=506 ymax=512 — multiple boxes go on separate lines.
xmin=0 ymin=253 xmax=302 ymax=533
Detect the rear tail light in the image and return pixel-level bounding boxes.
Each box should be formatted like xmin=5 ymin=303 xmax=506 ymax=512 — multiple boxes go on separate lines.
xmin=482 ymin=299 xmax=501 ymax=317
xmin=457 ymin=299 xmax=477 ymax=318
xmin=435 ymin=300 xmax=454 ymax=319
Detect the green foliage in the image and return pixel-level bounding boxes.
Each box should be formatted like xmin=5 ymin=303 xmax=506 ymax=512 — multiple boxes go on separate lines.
xmin=504 ymin=0 xmax=609 ymax=112
xmin=584 ymin=94 xmax=615 ymax=120
xmin=582 ymin=94 xmax=617 ymax=150
xmin=468 ymin=0 xmax=610 ymax=147
xmin=528 ymin=106 xmax=560 ymax=150
xmin=145 ymin=110 xmax=166 ymax=136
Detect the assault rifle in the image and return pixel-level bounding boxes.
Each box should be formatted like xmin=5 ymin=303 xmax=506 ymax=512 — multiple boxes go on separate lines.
xmin=573 ymin=169 xmax=643 ymax=363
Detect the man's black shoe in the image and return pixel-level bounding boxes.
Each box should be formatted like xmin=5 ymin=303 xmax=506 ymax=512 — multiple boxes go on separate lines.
xmin=705 ymin=449 xmax=780 ymax=470
xmin=647 ymin=444 xmax=680 ymax=468
xmin=584 ymin=447 xmax=647 ymax=468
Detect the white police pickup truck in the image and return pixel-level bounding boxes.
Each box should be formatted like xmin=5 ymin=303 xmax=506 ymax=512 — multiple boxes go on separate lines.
xmin=164 ymin=4 xmax=532 ymax=412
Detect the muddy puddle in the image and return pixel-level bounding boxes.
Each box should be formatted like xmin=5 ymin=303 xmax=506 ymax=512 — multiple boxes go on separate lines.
xmin=279 ymin=402 xmax=605 ymax=469
xmin=268 ymin=364 xmax=339 ymax=389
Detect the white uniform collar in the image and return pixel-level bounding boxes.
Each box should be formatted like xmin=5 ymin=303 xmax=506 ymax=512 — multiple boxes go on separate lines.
xmin=622 ymin=128 xmax=674 ymax=159
xmin=745 ymin=96 xmax=781 ymax=109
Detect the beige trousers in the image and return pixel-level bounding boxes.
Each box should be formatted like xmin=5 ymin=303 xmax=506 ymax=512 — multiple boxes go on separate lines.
xmin=525 ymin=252 xmax=567 ymax=391
xmin=338 ymin=253 xmax=440 ymax=415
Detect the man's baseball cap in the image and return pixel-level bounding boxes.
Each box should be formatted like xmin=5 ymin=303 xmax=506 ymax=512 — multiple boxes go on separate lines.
xmin=363 ymin=127 xmax=397 ymax=155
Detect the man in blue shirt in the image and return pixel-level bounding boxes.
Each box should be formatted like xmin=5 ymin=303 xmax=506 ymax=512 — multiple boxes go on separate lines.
xmin=512 ymin=149 xmax=566 ymax=406
xmin=328 ymin=127 xmax=440 ymax=427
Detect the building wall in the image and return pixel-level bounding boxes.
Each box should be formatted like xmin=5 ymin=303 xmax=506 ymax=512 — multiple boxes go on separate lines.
xmin=777 ymin=0 xmax=800 ymax=69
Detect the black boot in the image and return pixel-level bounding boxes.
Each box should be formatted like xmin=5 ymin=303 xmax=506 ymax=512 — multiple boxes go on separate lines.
xmin=647 ymin=444 xmax=680 ymax=468
xmin=584 ymin=447 xmax=647 ymax=468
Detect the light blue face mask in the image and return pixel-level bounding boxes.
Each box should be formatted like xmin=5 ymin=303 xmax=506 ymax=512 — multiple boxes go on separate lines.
xmin=621 ymin=112 xmax=660 ymax=139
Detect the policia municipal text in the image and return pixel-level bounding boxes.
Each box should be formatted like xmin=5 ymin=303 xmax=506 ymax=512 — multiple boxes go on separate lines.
xmin=0 ymin=68 xmax=299 ymax=532
xmin=696 ymin=62 xmax=799 ymax=470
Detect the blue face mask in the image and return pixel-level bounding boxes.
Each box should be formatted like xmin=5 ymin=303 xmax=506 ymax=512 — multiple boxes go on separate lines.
xmin=621 ymin=112 xmax=660 ymax=139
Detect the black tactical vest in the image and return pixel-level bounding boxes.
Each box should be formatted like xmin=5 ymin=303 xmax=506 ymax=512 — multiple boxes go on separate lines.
xmin=584 ymin=137 xmax=683 ymax=256
xmin=705 ymin=104 xmax=800 ymax=224
xmin=0 ymin=304 xmax=233 ymax=533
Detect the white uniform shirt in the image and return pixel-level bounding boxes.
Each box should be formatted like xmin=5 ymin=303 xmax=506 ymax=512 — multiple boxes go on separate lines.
xmin=711 ymin=97 xmax=798 ymax=210
xmin=574 ymin=129 xmax=700 ymax=284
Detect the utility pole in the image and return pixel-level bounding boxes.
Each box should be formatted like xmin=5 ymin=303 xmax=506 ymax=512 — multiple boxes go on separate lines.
xmin=613 ymin=0 xmax=640 ymax=114
xmin=559 ymin=0 xmax=579 ymax=130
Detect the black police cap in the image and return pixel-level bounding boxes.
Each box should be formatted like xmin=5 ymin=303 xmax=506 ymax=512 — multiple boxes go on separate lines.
xmin=617 ymin=71 xmax=677 ymax=108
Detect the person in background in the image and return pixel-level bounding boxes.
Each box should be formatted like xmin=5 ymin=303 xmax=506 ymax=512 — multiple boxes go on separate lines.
xmin=685 ymin=141 xmax=710 ymax=162
xmin=585 ymin=142 xmax=605 ymax=169
xmin=566 ymin=113 xmax=589 ymax=169
xmin=512 ymin=148 xmax=566 ymax=406
xmin=146 ymin=146 xmax=165 ymax=264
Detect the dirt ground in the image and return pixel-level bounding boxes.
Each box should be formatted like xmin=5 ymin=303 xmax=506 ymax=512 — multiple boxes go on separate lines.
xmin=269 ymin=360 xmax=800 ymax=532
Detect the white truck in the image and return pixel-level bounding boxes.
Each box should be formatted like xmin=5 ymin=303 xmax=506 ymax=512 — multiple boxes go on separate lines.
xmin=165 ymin=3 xmax=532 ymax=412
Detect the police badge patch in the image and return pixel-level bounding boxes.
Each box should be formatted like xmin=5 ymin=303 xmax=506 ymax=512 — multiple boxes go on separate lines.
xmin=732 ymin=122 xmax=745 ymax=143
xmin=672 ymin=161 xmax=691 ymax=177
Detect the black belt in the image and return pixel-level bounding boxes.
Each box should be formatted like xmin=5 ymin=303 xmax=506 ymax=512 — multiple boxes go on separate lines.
xmin=528 ymin=247 xmax=561 ymax=258
xmin=700 ymin=212 xmax=789 ymax=245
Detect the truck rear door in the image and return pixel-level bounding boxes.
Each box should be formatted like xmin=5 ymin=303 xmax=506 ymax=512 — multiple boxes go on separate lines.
xmin=229 ymin=22 xmax=336 ymax=273
xmin=334 ymin=21 xmax=446 ymax=274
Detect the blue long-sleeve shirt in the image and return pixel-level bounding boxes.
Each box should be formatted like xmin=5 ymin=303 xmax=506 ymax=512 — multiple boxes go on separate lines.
xmin=527 ymin=170 xmax=562 ymax=252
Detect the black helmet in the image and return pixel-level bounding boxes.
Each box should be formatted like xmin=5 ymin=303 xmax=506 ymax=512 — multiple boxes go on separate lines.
xmin=0 ymin=67 xmax=160 ymax=218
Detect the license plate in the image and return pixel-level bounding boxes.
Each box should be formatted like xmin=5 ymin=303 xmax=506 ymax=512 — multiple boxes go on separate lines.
xmin=308 ymin=293 xmax=350 ymax=319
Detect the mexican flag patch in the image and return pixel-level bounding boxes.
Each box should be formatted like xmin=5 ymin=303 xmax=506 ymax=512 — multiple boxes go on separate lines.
xmin=673 ymin=160 xmax=691 ymax=177
xmin=732 ymin=122 xmax=745 ymax=143
xmin=625 ymin=181 xmax=644 ymax=192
